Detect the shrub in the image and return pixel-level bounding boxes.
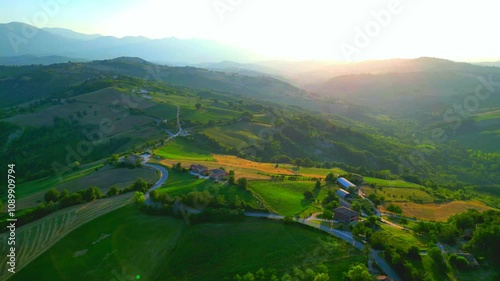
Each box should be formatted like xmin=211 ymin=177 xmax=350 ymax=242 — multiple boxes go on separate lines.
xmin=44 ymin=188 xmax=60 ymax=203
xmin=386 ymin=204 xmax=402 ymax=214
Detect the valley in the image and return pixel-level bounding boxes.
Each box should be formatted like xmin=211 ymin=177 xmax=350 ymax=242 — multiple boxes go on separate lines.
xmin=0 ymin=22 xmax=499 ymax=280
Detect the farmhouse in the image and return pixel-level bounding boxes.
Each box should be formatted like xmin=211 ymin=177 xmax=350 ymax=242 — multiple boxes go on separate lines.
xmin=333 ymin=206 xmax=359 ymax=223
xmin=209 ymin=168 xmax=228 ymax=180
xmin=190 ymin=164 xmax=208 ymax=175
xmin=337 ymin=177 xmax=356 ymax=190
xmin=336 ymin=189 xmax=351 ymax=200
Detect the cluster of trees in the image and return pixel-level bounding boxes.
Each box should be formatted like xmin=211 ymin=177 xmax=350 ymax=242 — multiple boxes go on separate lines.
xmin=322 ymin=190 xmax=340 ymax=209
xmin=351 ymin=199 xmax=374 ymax=216
xmin=303 ymin=180 xmax=322 ymax=201
xmin=139 ymin=190 xmax=247 ymax=224
xmin=44 ymin=186 xmax=104 ymax=208
xmin=107 ymin=153 xmax=143 ymax=169
xmin=411 ymin=209 xmax=500 ymax=253
xmin=171 ymin=162 xmax=189 ymax=173
xmin=367 ymin=193 xmax=385 ymax=207
xmin=0 ymin=118 xmax=130 ymax=182
xmin=351 ymin=216 xmax=379 ymax=239
xmin=233 ymin=264 xmax=331 ymax=281
xmin=380 ymin=243 xmax=433 ymax=281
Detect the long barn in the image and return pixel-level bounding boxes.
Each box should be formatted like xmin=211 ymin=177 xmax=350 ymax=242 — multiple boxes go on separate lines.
xmin=337 ymin=177 xmax=356 ymax=190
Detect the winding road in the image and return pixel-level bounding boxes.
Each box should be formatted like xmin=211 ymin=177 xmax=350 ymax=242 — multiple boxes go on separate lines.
xmin=140 ymin=159 xmax=401 ymax=281
xmin=140 ymin=104 xmax=401 ymax=281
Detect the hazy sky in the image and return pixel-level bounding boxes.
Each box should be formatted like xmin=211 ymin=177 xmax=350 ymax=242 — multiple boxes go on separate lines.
xmin=1 ymin=0 xmax=499 ymax=62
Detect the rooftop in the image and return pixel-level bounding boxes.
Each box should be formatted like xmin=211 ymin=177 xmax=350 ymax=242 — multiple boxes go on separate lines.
xmin=337 ymin=177 xmax=356 ymax=188
xmin=333 ymin=206 xmax=358 ymax=217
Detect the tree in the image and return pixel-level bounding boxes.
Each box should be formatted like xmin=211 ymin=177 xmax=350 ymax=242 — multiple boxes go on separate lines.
xmin=303 ymin=190 xmax=314 ymax=200
xmin=386 ymin=204 xmax=402 ymax=214
xmin=60 ymin=193 xmax=82 ymax=208
xmin=60 ymin=189 xmax=69 ymax=199
xmin=294 ymin=158 xmax=302 ymax=167
xmin=44 ymin=188 xmax=60 ymax=203
xmin=322 ymin=209 xmax=333 ymax=220
xmin=322 ymin=190 xmax=340 ymax=208
xmin=107 ymin=185 xmax=120 ymax=197
xmin=367 ymin=215 xmax=377 ymax=227
xmin=315 ymin=179 xmax=321 ymax=190
xmin=346 ymin=264 xmax=373 ymax=281
xmin=449 ymin=254 xmax=469 ymax=270
xmin=72 ymin=160 xmax=80 ymax=170
xmin=325 ymin=172 xmax=335 ymax=182
xmin=110 ymin=153 xmax=119 ymax=163
xmin=428 ymin=246 xmax=444 ymax=266
xmin=237 ymin=177 xmax=248 ymax=189
xmin=242 ymin=272 xmax=255 ymax=281
xmin=131 ymin=178 xmax=149 ymax=193
xmin=407 ymin=245 xmax=420 ymax=260
xmin=302 ymin=158 xmax=314 ymax=167
xmin=195 ymin=103 xmax=202 ymax=110
xmin=134 ymin=191 xmax=145 ymax=205
xmin=82 ymin=186 xmax=103 ymax=201
xmin=228 ymin=175 xmax=235 ymax=185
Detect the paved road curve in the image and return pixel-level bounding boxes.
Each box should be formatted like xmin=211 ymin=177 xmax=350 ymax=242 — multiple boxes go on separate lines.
xmin=243 ymin=213 xmax=402 ymax=281
xmin=142 ymin=157 xmax=401 ymax=281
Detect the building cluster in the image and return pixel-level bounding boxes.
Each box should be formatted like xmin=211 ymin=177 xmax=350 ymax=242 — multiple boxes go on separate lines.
xmin=334 ymin=177 xmax=360 ymax=222
xmin=190 ymin=164 xmax=228 ymax=180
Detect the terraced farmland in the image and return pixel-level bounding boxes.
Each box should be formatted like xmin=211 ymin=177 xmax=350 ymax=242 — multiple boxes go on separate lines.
xmin=0 ymin=194 xmax=133 ymax=280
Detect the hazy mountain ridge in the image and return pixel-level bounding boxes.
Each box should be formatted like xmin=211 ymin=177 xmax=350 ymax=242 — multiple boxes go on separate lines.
xmin=0 ymin=22 xmax=256 ymax=64
xmin=0 ymin=57 xmax=304 ymax=107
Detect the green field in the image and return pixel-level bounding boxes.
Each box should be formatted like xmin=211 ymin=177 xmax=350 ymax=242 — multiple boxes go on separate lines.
xmin=154 ymin=219 xmax=364 ymax=280
xmin=379 ymin=224 xmax=429 ymax=251
xmin=158 ymin=169 xmax=263 ymax=210
xmin=248 ymin=180 xmax=319 ymax=216
xmin=13 ymin=205 xmax=364 ymax=281
xmin=143 ymin=102 xmax=179 ymax=120
xmin=180 ymin=104 xmax=240 ymax=123
xmin=154 ymin=138 xmax=215 ymax=161
xmin=10 ymin=204 xmax=184 ymax=281
xmin=364 ymin=177 xmax=425 ymax=188
xmin=202 ymin=122 xmax=267 ymax=147
xmin=11 ymin=165 xmax=158 ymax=210
xmin=0 ymin=194 xmax=134 ymax=281
xmin=364 ymin=186 xmax=435 ymax=203
xmin=474 ymin=109 xmax=500 ymax=121
xmin=9 ymin=163 xmax=103 ymax=201
xmin=148 ymin=92 xmax=241 ymax=124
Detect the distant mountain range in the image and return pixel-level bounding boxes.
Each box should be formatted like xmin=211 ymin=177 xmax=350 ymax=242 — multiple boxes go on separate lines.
xmin=0 ymin=54 xmax=88 ymax=65
xmin=0 ymin=22 xmax=256 ymax=64
xmin=0 ymin=56 xmax=305 ymax=107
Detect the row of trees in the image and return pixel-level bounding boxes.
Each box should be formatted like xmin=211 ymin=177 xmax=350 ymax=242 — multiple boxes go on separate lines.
xmin=231 ymin=263 xmax=373 ymax=281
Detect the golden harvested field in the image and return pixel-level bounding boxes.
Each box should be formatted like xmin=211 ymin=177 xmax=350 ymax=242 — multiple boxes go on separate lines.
xmin=158 ymin=154 xmax=344 ymax=180
xmin=382 ymin=200 xmax=495 ymax=221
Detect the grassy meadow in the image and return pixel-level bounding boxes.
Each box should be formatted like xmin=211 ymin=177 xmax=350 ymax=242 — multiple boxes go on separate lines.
xmin=248 ymin=180 xmax=322 ymax=216
xmin=382 ymin=200 xmax=495 ymax=221
xmin=12 ymin=165 xmax=158 ymax=210
xmin=157 ymin=169 xmax=263 ymax=210
xmin=12 ymin=205 xmax=364 ymax=281
xmin=154 ymin=138 xmax=215 ymax=161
